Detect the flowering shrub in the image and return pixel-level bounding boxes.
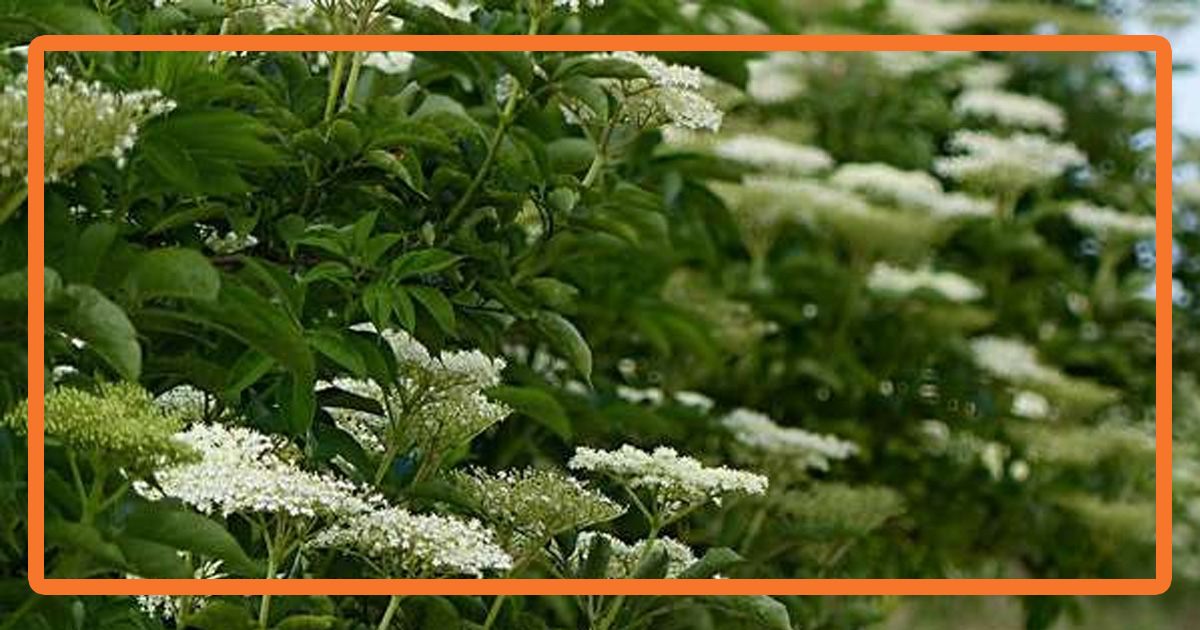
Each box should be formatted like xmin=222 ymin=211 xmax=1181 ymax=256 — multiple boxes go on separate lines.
xmin=0 ymin=0 xmax=1196 ymax=629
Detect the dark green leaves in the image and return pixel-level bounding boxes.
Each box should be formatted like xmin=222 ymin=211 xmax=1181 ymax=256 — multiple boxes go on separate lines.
xmin=60 ymin=285 xmax=141 ymax=380
xmin=123 ymin=500 xmax=260 ymax=577
xmin=486 ymin=385 xmax=571 ymax=440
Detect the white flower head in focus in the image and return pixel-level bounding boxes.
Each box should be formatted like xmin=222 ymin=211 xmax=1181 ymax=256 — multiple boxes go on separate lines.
xmin=312 ymin=505 xmax=512 ymax=577
xmin=137 ymin=423 xmax=379 ymax=519
xmin=572 ymin=531 xmax=697 ymax=578
xmin=954 ymin=89 xmax=1066 ymax=133
xmin=580 ymin=52 xmax=723 ymax=132
xmin=569 ymin=444 xmax=768 ymax=518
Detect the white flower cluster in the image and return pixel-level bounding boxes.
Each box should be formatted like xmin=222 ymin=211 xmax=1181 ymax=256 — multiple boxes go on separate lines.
xmin=712 ymin=133 xmax=833 ymax=175
xmin=569 ymin=444 xmax=768 ymax=515
xmin=866 ymin=262 xmax=984 ymax=302
xmin=572 ymin=531 xmax=697 ymax=578
xmin=888 ymin=0 xmax=978 ymax=33
xmin=1065 ymin=202 xmax=1155 ymax=240
xmin=323 ymin=325 xmax=510 ymax=457
xmin=154 ymin=384 xmax=209 ymax=420
xmin=411 ymin=0 xmax=477 ymax=21
xmin=614 ymin=386 xmax=713 ymax=412
xmin=132 ymin=559 xmax=224 ymax=622
xmin=202 ymin=228 xmax=259 ymax=254
xmin=830 ymin=162 xmax=991 ymax=219
xmin=1 ymin=68 xmax=175 ymax=184
xmin=934 ymin=130 xmax=1087 ymax=193
xmin=969 ymin=336 xmax=1061 ymax=387
xmin=591 ymin=52 xmax=723 ymax=132
xmin=959 ymin=61 xmax=1012 ymax=90
xmin=746 ymin=175 xmax=874 ymax=218
xmin=311 ymin=505 xmax=512 ymax=577
xmin=553 ymin=0 xmax=605 ymax=11
xmin=138 ymin=423 xmax=379 ymax=519
xmin=954 ymin=89 xmax=1066 ymax=133
xmin=452 ymin=467 xmax=624 ymax=544
xmin=746 ymin=52 xmax=807 ymax=104
xmin=362 ymin=51 xmax=415 ymax=75
xmin=1012 ymin=389 xmax=1052 ymax=420
xmin=720 ymin=408 xmax=858 ymax=472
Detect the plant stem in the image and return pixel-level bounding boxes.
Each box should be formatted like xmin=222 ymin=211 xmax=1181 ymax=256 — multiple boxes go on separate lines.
xmin=376 ymin=595 xmax=403 ymax=630
xmin=259 ymin=530 xmax=278 ymax=629
xmin=340 ymin=52 xmax=364 ymax=111
xmin=0 ymin=594 xmax=38 ymax=630
xmin=324 ymin=51 xmax=349 ymax=122
xmin=481 ymin=595 xmax=507 ymax=630
xmin=580 ymin=118 xmax=617 ymax=189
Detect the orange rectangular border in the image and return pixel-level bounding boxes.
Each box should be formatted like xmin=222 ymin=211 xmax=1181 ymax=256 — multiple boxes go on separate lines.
xmin=25 ymin=34 xmax=1173 ymax=597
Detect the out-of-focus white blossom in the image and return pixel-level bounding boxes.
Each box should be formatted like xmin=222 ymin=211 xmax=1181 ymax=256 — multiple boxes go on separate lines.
xmin=312 ymin=505 xmax=512 ymax=577
xmin=746 ymin=52 xmax=806 ymax=104
xmin=137 ymin=423 xmax=379 ymax=519
xmin=713 ymin=134 xmax=833 ymax=175
xmin=888 ymin=0 xmax=978 ymax=33
xmin=616 ymin=385 xmax=665 ymax=406
xmin=934 ymin=131 xmax=1087 ymax=192
xmin=1012 ymin=390 xmax=1052 ymax=420
xmin=830 ymin=162 xmax=992 ymax=219
xmin=866 ymin=262 xmax=984 ymax=302
xmin=572 ymin=531 xmax=697 ymax=578
xmin=1065 ymin=202 xmax=1156 ymax=239
xmin=553 ymin=0 xmax=605 ymax=11
xmin=720 ymin=408 xmax=858 ymax=471
xmin=569 ymin=444 xmax=767 ymax=516
xmin=411 ymin=0 xmax=477 ymax=21
xmin=970 ymin=336 xmax=1058 ymax=385
xmin=362 ymin=51 xmax=414 ymax=74
xmin=959 ymin=61 xmax=1012 ymax=89
xmin=673 ymin=390 xmax=715 ymax=412
xmin=954 ymin=88 xmax=1066 ymax=133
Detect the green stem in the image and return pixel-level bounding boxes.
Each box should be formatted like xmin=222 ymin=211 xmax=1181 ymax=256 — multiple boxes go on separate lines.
xmin=376 ymin=595 xmax=403 ymax=630
xmin=324 ymin=51 xmax=349 ymax=122
xmin=0 ymin=186 xmax=28 ymax=226
xmin=481 ymin=595 xmax=507 ymax=630
xmin=340 ymin=52 xmax=364 ymax=111
xmin=594 ymin=595 xmax=626 ymax=630
xmin=580 ymin=117 xmax=617 ymax=189
xmin=259 ymin=526 xmax=279 ymax=629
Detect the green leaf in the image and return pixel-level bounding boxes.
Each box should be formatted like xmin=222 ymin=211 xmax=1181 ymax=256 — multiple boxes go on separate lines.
xmin=125 ymin=247 xmax=220 ymax=302
xmin=407 ymin=285 xmax=457 ymax=335
xmin=307 ymin=329 xmax=367 ymax=377
xmin=362 ymin=283 xmax=392 ymax=330
xmin=188 ymin=601 xmax=257 ymax=630
xmin=329 ymin=119 xmax=363 ymax=159
xmin=60 ymin=284 xmax=141 ymax=380
xmin=487 ymin=385 xmax=571 ymax=440
xmin=527 ymin=277 xmax=579 ymax=310
xmin=558 ymin=75 xmax=609 ymax=122
xmin=698 ymin=596 xmax=791 ymax=630
xmin=554 ymin=57 xmax=649 ymax=81
xmin=679 ymin=547 xmax=744 ymax=579
xmin=115 ymin=536 xmax=193 ymax=578
xmin=534 ymin=310 xmax=592 ymax=384
xmin=273 ymin=615 xmax=341 ymax=630
xmin=392 ymin=286 xmax=416 ymax=331
xmin=124 ymin=499 xmax=261 ymax=577
xmin=578 ymin=532 xmax=612 ymax=578
xmin=365 ymin=149 xmax=429 ymax=199
xmin=223 ymin=349 xmax=275 ymax=396
xmin=391 ymin=248 xmax=462 ymax=281
xmin=546 ymin=137 xmax=596 ymax=175
xmin=44 ymin=518 xmax=127 ymax=571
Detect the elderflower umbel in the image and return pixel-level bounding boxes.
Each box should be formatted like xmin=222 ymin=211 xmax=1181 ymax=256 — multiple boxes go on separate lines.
xmin=154 ymin=384 xmax=210 ymax=420
xmin=451 ymin=467 xmax=625 ymax=547
xmin=569 ymin=444 xmax=768 ymax=517
xmin=586 ymin=52 xmax=723 ymax=132
xmin=553 ymin=0 xmax=605 ymax=11
xmin=321 ymin=325 xmax=510 ymax=459
xmin=3 ymin=383 xmax=193 ymax=471
xmin=712 ymin=134 xmax=833 ymax=175
xmin=720 ymin=408 xmax=858 ymax=472
xmin=746 ymin=52 xmax=807 ymax=104
xmin=572 ymin=531 xmax=697 ymax=578
xmin=138 ymin=423 xmax=379 ymax=519
xmin=934 ymin=130 xmax=1087 ymax=193
xmin=866 ymin=262 xmax=984 ymax=302
xmin=1 ymin=68 xmax=175 ymax=185
xmin=311 ymin=505 xmax=512 ymax=577
xmin=1065 ymin=202 xmax=1156 ymax=240
xmin=970 ymin=336 xmax=1060 ymax=385
xmin=954 ymin=89 xmax=1066 ymax=133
